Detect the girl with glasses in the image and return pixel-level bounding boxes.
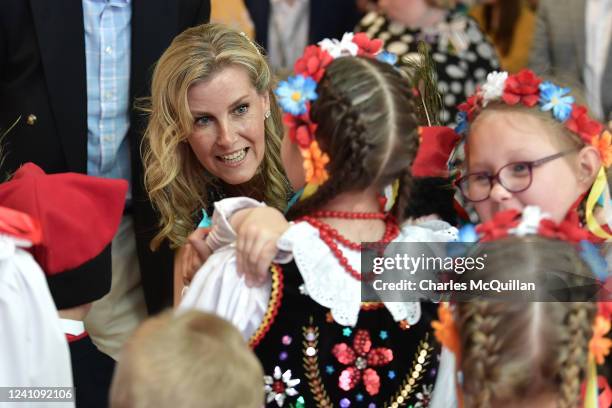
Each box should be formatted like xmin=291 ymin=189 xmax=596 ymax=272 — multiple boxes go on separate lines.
xmin=453 ymin=69 xmax=611 ymax=240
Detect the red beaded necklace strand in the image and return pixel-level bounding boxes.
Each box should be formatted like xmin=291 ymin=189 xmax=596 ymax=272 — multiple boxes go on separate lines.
xmin=298 ymin=210 xmax=400 ymax=281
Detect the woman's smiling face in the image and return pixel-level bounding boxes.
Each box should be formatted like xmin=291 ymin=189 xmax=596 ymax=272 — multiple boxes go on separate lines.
xmin=187 ymin=65 xmax=270 ymax=185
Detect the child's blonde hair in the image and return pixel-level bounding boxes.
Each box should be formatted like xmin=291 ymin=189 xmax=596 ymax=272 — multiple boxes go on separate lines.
xmin=456 ymin=236 xmax=597 ymax=408
xmin=110 ymin=310 xmax=264 ymax=408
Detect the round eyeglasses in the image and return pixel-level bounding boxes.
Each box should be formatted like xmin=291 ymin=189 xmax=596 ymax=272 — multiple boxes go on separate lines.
xmin=455 ymin=149 xmax=578 ymax=202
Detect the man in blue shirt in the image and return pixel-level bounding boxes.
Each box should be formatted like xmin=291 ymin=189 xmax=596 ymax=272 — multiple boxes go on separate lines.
xmin=0 ymin=2 xmax=210 ymax=403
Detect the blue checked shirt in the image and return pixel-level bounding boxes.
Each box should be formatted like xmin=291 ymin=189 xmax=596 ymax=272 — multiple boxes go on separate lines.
xmin=83 ymin=0 xmax=132 ymax=201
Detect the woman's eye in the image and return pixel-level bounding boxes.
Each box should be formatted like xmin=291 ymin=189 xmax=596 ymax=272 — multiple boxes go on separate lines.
xmin=195 ymin=116 xmax=212 ymax=126
xmin=234 ymin=104 xmax=249 ymax=115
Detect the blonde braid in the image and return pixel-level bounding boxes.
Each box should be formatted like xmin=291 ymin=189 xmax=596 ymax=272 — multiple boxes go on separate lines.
xmin=459 ymin=301 xmax=503 ymax=408
xmin=557 ymin=302 xmax=596 ymax=408
xmin=456 ymin=237 xmax=599 ymax=408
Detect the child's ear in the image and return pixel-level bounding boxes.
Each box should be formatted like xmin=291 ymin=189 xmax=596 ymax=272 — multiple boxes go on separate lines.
xmin=577 ymin=145 xmax=602 ymax=190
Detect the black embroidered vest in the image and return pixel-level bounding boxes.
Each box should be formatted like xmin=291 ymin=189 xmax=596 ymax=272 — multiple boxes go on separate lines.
xmin=252 ymin=262 xmax=441 ymax=408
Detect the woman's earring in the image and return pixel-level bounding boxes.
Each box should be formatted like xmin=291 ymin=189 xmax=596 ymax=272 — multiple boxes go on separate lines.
xmin=265 ymin=110 xmax=271 ymax=119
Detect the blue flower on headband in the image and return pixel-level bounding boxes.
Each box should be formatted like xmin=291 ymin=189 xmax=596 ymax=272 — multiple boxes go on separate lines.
xmin=539 ymin=82 xmax=575 ymax=122
xmin=454 ymin=111 xmax=469 ymax=135
xmin=377 ymin=51 xmax=398 ymax=66
xmin=579 ymin=241 xmax=609 ymax=281
xmin=275 ymin=75 xmax=318 ymax=116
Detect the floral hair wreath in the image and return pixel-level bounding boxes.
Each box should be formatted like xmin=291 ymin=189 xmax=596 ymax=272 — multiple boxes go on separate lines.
xmin=433 ymin=206 xmax=612 ymax=407
xmin=455 ymin=69 xmax=611 ymax=159
xmin=275 ymin=33 xmax=398 ymax=200
xmin=454 ymin=69 xmax=612 ymax=240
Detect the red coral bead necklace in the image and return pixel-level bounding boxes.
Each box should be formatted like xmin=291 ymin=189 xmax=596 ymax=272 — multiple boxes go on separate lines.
xmin=298 ymin=210 xmax=400 ymax=281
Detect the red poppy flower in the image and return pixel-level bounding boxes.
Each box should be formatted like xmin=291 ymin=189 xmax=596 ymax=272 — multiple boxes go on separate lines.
xmin=502 ymin=69 xmax=542 ymax=107
xmin=458 ymin=93 xmax=482 ymax=121
xmin=294 ymin=45 xmax=333 ymax=82
xmin=565 ymin=105 xmax=605 ymax=144
xmin=475 ymin=209 xmax=521 ymax=242
xmin=352 ymin=32 xmax=383 ymax=57
xmin=283 ymin=111 xmax=317 ymax=149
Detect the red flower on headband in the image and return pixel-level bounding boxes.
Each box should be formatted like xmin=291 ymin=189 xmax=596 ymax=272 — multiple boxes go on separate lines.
xmin=352 ymin=32 xmax=383 ymax=57
xmin=502 ymin=69 xmax=542 ymax=107
xmin=294 ymin=45 xmax=334 ymax=82
xmin=475 ymin=209 xmax=521 ymax=242
xmin=283 ymin=111 xmax=317 ymax=149
xmin=538 ymin=216 xmax=591 ymax=243
xmin=565 ymin=105 xmax=605 ymax=144
xmin=458 ymin=93 xmax=482 ymax=120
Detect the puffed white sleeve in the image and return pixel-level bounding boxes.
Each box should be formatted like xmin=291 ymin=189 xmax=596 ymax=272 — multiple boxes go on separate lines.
xmin=177 ymin=245 xmax=271 ymax=340
xmin=205 ymin=196 xmax=293 ymax=263
xmin=205 ymin=197 xmax=266 ymax=251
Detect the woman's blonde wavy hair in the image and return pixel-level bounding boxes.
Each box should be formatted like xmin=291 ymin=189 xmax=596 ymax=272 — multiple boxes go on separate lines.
xmin=142 ymin=23 xmax=288 ymax=250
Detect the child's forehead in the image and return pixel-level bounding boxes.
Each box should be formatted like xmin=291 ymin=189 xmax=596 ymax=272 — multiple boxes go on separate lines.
xmin=469 ymin=111 xmax=558 ymax=148
xmin=472 ymin=108 xmax=547 ymax=131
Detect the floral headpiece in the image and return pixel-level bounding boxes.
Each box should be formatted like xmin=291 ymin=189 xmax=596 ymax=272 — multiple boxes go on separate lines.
xmin=463 ymin=206 xmax=592 ymax=244
xmin=433 ymin=206 xmax=612 ymax=407
xmin=275 ymin=33 xmax=395 ymax=199
xmin=454 ymin=69 xmax=612 ymax=239
xmin=455 ymin=69 xmax=610 ymax=157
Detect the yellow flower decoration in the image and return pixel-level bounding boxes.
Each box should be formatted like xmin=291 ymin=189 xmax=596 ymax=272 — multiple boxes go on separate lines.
xmin=590 ymin=314 xmax=612 ymax=365
xmin=431 ymin=303 xmax=461 ymax=362
xmin=301 ymin=140 xmax=330 ymax=185
xmin=591 ymin=130 xmax=612 ymax=168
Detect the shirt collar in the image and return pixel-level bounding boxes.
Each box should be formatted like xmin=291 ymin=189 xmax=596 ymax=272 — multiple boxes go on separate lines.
xmin=85 ymin=0 xmax=130 ymax=7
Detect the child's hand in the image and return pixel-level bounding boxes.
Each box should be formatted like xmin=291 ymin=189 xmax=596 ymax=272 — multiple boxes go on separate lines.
xmin=233 ymin=207 xmax=290 ymax=287
xmin=180 ymin=227 xmax=212 ymax=286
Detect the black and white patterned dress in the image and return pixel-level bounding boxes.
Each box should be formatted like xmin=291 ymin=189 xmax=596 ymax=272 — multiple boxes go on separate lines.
xmin=357 ymin=10 xmax=500 ymax=126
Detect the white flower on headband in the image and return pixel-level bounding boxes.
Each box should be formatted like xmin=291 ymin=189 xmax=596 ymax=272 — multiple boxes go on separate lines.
xmin=481 ymin=71 xmax=508 ymax=107
xmin=509 ymin=206 xmax=549 ymax=237
xmin=318 ymin=32 xmax=359 ymax=58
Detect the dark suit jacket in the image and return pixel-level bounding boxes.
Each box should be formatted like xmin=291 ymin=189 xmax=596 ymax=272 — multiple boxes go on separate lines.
xmin=244 ymin=0 xmax=362 ymax=50
xmin=0 ymin=0 xmax=210 ymax=314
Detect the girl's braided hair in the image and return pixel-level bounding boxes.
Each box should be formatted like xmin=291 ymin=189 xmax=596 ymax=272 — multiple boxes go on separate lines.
xmin=457 ymin=236 xmax=597 ymax=408
xmin=286 ymin=56 xmax=421 ymax=222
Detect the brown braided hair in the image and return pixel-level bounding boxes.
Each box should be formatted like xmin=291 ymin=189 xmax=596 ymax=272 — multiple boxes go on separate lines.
xmin=456 ymin=236 xmax=597 ymax=408
xmin=286 ymin=56 xmax=421 ymax=222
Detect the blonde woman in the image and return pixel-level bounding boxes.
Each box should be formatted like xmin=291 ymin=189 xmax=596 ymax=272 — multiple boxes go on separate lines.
xmin=142 ymin=23 xmax=289 ymax=302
